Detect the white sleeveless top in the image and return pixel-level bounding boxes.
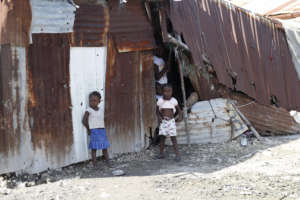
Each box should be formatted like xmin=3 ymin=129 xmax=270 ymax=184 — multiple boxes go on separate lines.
xmin=86 ymin=102 xmax=105 ymax=129
xmin=157 ymin=97 xmax=178 ymax=113
xmin=154 ymin=56 xmax=168 ymax=84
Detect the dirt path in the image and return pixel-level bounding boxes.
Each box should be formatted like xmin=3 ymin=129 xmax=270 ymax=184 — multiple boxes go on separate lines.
xmin=1 ymin=135 xmax=300 ymax=200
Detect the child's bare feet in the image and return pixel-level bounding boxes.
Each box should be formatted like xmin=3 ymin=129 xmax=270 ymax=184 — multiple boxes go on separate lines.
xmin=174 ymin=156 xmax=181 ymax=162
xmin=156 ymin=154 xmax=165 ymax=159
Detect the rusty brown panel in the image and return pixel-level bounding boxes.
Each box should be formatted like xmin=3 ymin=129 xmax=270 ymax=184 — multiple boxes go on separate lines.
xmin=230 ymin=92 xmax=300 ymax=135
xmin=105 ymin=37 xmax=142 ymax=153
xmin=168 ymin=0 xmax=300 ymax=111
xmin=0 ymin=45 xmax=22 ymax=155
xmin=109 ymin=0 xmax=156 ymax=52
xmin=0 ymin=0 xmax=31 ymax=46
xmin=141 ymin=51 xmax=157 ymax=135
xmin=28 ymin=34 xmax=73 ymax=158
xmin=72 ymin=4 xmax=109 ymax=47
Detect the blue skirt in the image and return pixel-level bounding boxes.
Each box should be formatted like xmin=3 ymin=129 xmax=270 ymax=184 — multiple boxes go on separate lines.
xmin=89 ymin=128 xmax=110 ymax=150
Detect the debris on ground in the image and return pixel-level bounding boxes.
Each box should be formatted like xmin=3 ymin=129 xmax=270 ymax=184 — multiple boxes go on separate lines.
xmin=0 ymin=135 xmax=300 ymax=200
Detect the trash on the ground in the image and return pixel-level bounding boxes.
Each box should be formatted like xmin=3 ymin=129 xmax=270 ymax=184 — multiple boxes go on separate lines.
xmin=112 ymin=170 xmax=125 ymax=176
xmin=290 ymin=110 xmax=300 ymax=124
xmin=240 ymin=134 xmax=248 ymax=147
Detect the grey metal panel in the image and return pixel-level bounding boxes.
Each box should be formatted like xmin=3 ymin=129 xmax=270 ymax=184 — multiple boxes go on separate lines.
xmin=30 ymin=0 xmax=76 ymax=34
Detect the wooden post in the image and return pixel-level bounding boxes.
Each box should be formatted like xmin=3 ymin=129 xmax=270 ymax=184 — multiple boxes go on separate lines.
xmin=231 ymin=103 xmax=262 ymax=141
xmin=175 ymin=49 xmax=190 ymax=145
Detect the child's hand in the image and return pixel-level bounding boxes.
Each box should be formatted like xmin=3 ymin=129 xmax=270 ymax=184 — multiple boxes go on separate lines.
xmin=88 ymin=130 xmax=91 ymax=135
xmin=158 ymin=116 xmax=162 ymax=124
xmin=177 ymin=116 xmax=183 ymax=122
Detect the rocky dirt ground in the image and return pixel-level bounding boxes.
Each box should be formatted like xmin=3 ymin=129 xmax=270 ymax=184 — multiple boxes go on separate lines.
xmin=1 ymin=135 xmax=300 ymax=200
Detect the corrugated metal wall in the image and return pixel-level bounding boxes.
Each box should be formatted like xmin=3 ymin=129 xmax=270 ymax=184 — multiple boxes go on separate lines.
xmin=0 ymin=0 xmax=156 ymax=174
xmin=28 ymin=34 xmax=73 ymax=158
xmin=105 ymin=38 xmax=156 ymax=154
xmin=109 ymin=0 xmax=156 ymax=52
xmin=0 ymin=0 xmax=31 ymax=46
xmin=72 ymin=4 xmax=109 ymax=47
xmin=168 ymin=0 xmax=300 ymax=111
xmin=69 ymin=47 xmax=107 ymax=162
xmin=30 ymin=0 xmax=76 ymax=34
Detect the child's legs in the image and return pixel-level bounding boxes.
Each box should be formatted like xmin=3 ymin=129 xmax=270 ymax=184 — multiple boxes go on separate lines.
xmin=102 ymin=149 xmax=109 ymax=161
xmin=170 ymin=136 xmax=179 ymax=157
xmin=159 ymin=135 xmax=166 ymax=155
xmin=91 ymin=149 xmax=97 ymax=165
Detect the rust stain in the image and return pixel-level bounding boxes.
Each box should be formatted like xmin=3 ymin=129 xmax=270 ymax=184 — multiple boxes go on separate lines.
xmin=72 ymin=3 xmax=109 ymax=47
xmin=105 ymin=36 xmax=142 ymax=153
xmin=0 ymin=45 xmax=22 ymax=155
xmin=168 ymin=0 xmax=300 ymax=111
xmin=109 ymin=0 xmax=156 ymax=53
xmin=105 ymin=36 xmax=156 ymax=153
xmin=229 ymin=91 xmax=300 ymax=135
xmin=0 ymin=0 xmax=31 ymax=46
xmin=28 ymin=34 xmax=73 ymax=160
xmin=141 ymin=51 xmax=157 ymax=135
xmin=117 ymin=40 xmax=154 ymax=53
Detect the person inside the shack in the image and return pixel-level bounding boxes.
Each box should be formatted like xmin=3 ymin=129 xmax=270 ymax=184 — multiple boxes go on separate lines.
xmin=82 ymin=91 xmax=111 ymax=167
xmin=154 ymin=47 xmax=169 ymax=100
xmin=156 ymin=84 xmax=183 ymax=161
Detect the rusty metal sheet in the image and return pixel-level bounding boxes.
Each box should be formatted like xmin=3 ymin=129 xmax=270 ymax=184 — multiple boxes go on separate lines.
xmin=0 ymin=0 xmax=31 ymax=46
xmin=168 ymin=0 xmax=300 ymax=111
xmin=141 ymin=51 xmax=157 ymax=136
xmin=28 ymin=34 xmax=73 ymax=158
xmin=105 ymin=38 xmax=144 ymax=154
xmin=231 ymin=92 xmax=300 ymax=135
xmin=72 ymin=4 xmax=109 ymax=47
xmin=0 ymin=45 xmax=24 ymax=156
xmin=109 ymin=0 xmax=156 ymax=52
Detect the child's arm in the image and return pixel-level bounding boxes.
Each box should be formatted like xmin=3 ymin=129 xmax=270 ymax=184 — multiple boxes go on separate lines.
xmin=82 ymin=111 xmax=90 ymax=135
xmin=175 ymin=105 xmax=183 ymax=122
xmin=156 ymin=106 xmax=163 ymax=123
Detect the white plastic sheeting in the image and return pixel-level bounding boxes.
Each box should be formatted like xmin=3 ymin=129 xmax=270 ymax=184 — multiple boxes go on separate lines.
xmin=281 ymin=19 xmax=300 ymax=80
xmin=169 ymin=98 xmax=248 ymax=145
xmin=70 ymin=47 xmax=107 ymax=162
xmin=30 ymin=0 xmax=76 ymax=34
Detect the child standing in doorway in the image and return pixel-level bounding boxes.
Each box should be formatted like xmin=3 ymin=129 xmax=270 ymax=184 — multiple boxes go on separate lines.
xmin=82 ymin=91 xmax=110 ymax=167
xmin=156 ymin=84 xmax=183 ymax=161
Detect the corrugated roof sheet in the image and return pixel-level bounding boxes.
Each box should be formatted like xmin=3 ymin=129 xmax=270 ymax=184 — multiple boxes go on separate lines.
xmin=169 ymin=0 xmax=300 ymax=111
xmin=109 ymin=0 xmax=156 ymax=52
xmin=72 ymin=4 xmax=109 ymax=47
xmin=30 ymin=0 xmax=76 ymax=34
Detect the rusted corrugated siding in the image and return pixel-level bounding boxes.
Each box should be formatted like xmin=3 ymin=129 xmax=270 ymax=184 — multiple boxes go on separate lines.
xmin=105 ymin=38 xmax=144 ymax=154
xmin=168 ymin=0 xmax=300 ymax=111
xmin=0 ymin=0 xmax=31 ymax=46
xmin=109 ymin=0 xmax=156 ymax=52
xmin=230 ymin=92 xmax=300 ymax=135
xmin=0 ymin=45 xmax=22 ymax=155
xmin=72 ymin=4 xmax=109 ymax=47
xmin=28 ymin=34 xmax=73 ymax=158
xmin=141 ymin=51 xmax=157 ymax=136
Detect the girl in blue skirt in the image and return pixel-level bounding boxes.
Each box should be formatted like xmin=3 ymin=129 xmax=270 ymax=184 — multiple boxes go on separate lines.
xmin=82 ymin=91 xmax=110 ymax=167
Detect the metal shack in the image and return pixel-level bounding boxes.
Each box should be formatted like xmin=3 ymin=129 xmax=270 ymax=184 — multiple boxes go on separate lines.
xmin=0 ymin=0 xmax=157 ymax=174
xmin=153 ymin=0 xmax=300 ymax=134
